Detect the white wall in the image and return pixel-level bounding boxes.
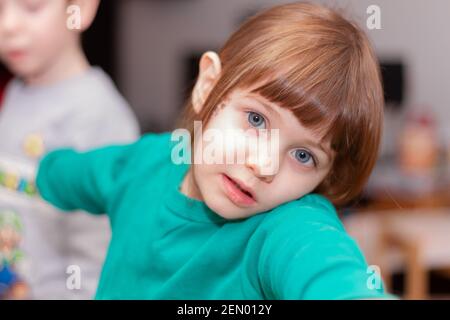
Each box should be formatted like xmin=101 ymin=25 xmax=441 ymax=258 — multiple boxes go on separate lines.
xmin=117 ymin=0 xmax=450 ymax=143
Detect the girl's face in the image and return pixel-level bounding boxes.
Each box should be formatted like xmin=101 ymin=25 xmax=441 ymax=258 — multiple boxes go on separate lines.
xmin=0 ymin=0 xmax=75 ymax=80
xmin=182 ymin=88 xmax=335 ymax=220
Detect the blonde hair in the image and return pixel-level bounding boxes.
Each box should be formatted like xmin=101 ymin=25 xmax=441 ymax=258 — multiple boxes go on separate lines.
xmin=177 ymin=2 xmax=384 ymax=208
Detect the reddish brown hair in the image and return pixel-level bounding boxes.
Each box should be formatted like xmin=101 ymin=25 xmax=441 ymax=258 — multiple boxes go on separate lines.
xmin=177 ymin=2 xmax=384 ymax=208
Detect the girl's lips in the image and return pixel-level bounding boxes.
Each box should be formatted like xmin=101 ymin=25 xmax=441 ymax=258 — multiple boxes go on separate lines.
xmin=222 ymin=174 xmax=257 ymax=207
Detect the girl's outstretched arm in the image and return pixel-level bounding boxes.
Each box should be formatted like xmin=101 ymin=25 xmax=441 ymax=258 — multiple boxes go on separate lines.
xmin=36 ymin=143 xmax=135 ymax=215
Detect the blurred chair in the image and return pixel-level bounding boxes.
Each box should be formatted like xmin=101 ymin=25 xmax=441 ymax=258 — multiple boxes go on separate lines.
xmin=344 ymin=208 xmax=450 ymax=300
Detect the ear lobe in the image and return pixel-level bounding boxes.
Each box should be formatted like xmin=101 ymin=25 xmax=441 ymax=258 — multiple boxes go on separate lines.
xmin=192 ymin=51 xmax=222 ymax=114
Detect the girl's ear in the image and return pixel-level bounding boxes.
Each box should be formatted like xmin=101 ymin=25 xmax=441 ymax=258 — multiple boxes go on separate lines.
xmin=192 ymin=51 xmax=222 ymax=114
xmin=69 ymin=0 xmax=101 ymax=32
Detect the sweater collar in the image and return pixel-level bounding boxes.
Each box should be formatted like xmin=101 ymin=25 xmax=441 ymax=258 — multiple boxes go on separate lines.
xmin=165 ymin=161 xmax=228 ymax=224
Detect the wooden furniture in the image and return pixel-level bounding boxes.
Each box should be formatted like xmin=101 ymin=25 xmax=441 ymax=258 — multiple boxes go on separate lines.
xmin=344 ymin=208 xmax=450 ymax=299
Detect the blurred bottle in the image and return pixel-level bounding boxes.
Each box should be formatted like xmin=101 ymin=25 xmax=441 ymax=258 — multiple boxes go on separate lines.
xmin=398 ymin=110 xmax=438 ymax=174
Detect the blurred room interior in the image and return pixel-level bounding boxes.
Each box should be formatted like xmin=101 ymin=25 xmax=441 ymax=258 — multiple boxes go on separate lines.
xmin=1 ymin=0 xmax=450 ymax=300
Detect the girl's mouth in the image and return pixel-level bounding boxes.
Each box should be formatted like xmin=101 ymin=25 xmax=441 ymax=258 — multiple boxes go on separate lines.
xmin=221 ymin=174 xmax=257 ymax=207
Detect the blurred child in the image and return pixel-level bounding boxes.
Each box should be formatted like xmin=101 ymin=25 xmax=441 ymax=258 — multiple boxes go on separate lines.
xmin=37 ymin=2 xmax=391 ymax=299
xmin=0 ymin=0 xmax=139 ymax=299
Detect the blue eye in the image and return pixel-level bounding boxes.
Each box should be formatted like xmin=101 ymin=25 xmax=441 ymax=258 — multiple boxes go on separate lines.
xmin=293 ymin=149 xmax=315 ymax=166
xmin=247 ymin=112 xmax=266 ymax=129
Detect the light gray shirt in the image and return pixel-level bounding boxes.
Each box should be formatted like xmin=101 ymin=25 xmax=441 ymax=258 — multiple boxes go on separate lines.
xmin=0 ymin=67 xmax=139 ymax=299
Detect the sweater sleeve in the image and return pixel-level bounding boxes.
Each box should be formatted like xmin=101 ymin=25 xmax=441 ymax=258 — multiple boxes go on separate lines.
xmin=258 ymin=196 xmax=391 ymax=300
xmin=36 ymin=142 xmax=136 ymax=215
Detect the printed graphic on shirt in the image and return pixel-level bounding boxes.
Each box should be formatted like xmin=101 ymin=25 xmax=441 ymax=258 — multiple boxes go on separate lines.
xmin=0 ymin=154 xmax=38 ymax=198
xmin=0 ymin=154 xmax=53 ymax=300
xmin=0 ymin=209 xmax=28 ymax=299
xmin=23 ymin=133 xmax=45 ymax=159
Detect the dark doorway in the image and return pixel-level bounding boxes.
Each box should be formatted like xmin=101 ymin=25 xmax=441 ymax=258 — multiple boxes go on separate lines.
xmin=82 ymin=0 xmax=119 ymax=81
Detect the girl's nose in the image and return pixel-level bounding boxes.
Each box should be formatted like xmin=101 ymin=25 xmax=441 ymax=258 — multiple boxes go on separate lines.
xmin=244 ymin=130 xmax=280 ymax=182
xmin=245 ymin=151 xmax=278 ymax=183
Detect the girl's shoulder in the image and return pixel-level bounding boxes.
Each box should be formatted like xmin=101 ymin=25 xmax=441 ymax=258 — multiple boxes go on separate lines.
xmin=254 ymin=194 xmax=361 ymax=262
xmin=261 ymin=193 xmax=345 ymax=233
xmin=254 ymin=195 xmax=387 ymax=299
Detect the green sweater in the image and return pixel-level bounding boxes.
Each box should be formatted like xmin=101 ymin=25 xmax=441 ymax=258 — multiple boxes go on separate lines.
xmin=36 ymin=132 xmax=388 ymax=299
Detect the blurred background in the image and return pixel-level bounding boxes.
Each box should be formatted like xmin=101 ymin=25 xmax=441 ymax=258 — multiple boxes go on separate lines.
xmin=1 ymin=0 xmax=450 ymax=299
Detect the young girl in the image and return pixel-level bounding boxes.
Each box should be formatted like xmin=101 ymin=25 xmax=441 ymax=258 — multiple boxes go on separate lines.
xmin=36 ymin=2 xmax=389 ymax=299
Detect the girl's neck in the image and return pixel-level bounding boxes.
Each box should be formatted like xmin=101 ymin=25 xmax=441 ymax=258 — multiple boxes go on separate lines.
xmin=180 ymin=168 xmax=203 ymax=201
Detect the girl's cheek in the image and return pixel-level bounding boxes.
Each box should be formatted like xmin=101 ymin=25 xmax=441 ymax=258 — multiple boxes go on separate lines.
xmin=245 ymin=127 xmax=258 ymax=137
xmin=222 ymin=133 xmax=247 ymax=160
